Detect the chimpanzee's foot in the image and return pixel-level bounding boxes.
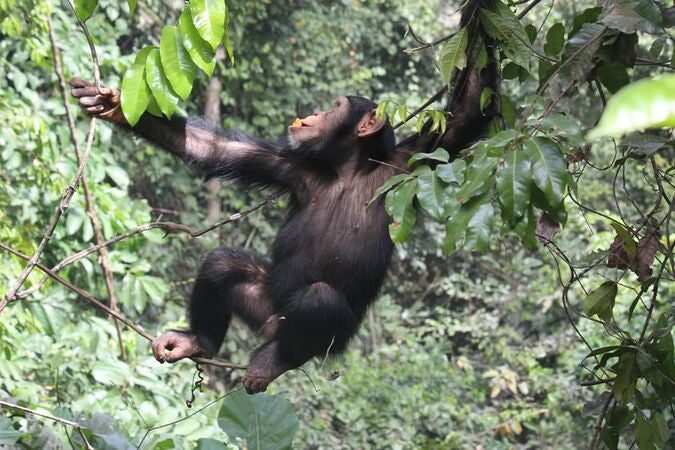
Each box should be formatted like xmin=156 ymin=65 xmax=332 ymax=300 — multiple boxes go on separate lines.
xmin=151 ymin=330 xmax=210 ymax=363
xmin=242 ymin=341 xmax=291 ymax=394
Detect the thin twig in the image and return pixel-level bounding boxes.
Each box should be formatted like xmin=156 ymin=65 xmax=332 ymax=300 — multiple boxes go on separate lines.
xmin=0 ymin=400 xmax=94 ymax=450
xmin=589 ymin=393 xmax=613 ymax=450
xmin=0 ymin=242 xmax=247 ymax=371
xmin=48 ymin=14 xmax=126 ymax=360
xmin=15 ymin=197 xmax=275 ymax=299
xmin=63 ymin=0 xmax=101 ymax=89
xmin=135 ymin=386 xmax=243 ymax=449
xmin=1 ymin=119 xmax=96 ymax=310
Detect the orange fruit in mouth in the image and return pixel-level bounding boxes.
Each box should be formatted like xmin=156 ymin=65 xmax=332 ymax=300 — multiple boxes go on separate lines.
xmin=291 ymin=118 xmax=303 ymax=128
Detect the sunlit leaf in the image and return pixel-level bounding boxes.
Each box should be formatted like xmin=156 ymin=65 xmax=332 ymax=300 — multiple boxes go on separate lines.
xmin=436 ymin=159 xmax=466 ymax=185
xmin=121 ymin=63 xmax=151 ymax=126
xmin=145 ymin=49 xmax=180 ymax=118
xmin=179 ymin=8 xmax=217 ymax=76
xmin=127 ymin=0 xmax=137 ymax=13
xmin=587 ymin=75 xmax=675 ymax=140
xmin=190 ymin=0 xmax=226 ymax=50
xmin=408 ymin=148 xmax=449 ymax=165
xmin=160 ymin=25 xmax=197 ymax=100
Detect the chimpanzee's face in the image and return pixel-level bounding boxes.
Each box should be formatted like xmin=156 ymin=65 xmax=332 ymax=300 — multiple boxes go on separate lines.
xmin=287 ymin=96 xmax=351 ymax=144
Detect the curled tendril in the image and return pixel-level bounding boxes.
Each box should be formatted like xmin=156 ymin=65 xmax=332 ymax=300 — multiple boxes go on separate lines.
xmin=186 ymin=364 xmax=205 ymax=408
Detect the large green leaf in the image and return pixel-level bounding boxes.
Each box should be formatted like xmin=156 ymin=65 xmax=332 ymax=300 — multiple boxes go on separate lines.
xmin=160 ymin=25 xmax=197 ymax=100
xmin=543 ymin=23 xmax=565 ymax=57
xmin=464 ymin=201 xmax=495 ymax=252
xmin=190 ymin=0 xmax=226 ymax=50
xmin=438 ymin=27 xmax=468 ymax=85
xmin=145 ymin=49 xmax=180 ymax=118
xmin=525 ymin=137 xmax=567 ymax=208
xmin=587 ymin=75 xmax=675 ymax=140
xmin=121 ymin=63 xmax=151 ymax=126
xmin=408 ymin=148 xmax=449 ymax=166
xmin=436 ymin=159 xmax=466 ymax=185
xmin=454 ymin=155 xmax=498 ymax=204
xmin=560 ymin=23 xmax=604 ymax=82
xmin=480 ymin=2 xmax=530 ymax=70
xmin=497 ymin=149 xmax=532 ymax=224
xmin=73 ymin=0 xmax=97 ymax=22
xmin=583 ymin=281 xmax=617 ymax=323
xmin=179 ymin=8 xmax=217 ymax=76
xmin=416 ymin=170 xmax=446 ymax=220
xmin=218 ymin=390 xmax=299 ymax=450
xmin=443 ymin=193 xmax=491 ymax=253
xmin=385 ymin=179 xmax=418 ymax=243
xmin=368 ymin=173 xmax=410 ymax=208
xmin=127 ymin=0 xmax=137 ymax=13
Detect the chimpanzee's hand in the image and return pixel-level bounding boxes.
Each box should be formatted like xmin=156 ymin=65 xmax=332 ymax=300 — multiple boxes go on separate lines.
xmin=151 ymin=330 xmax=209 ymax=363
xmin=70 ymin=77 xmax=127 ymax=125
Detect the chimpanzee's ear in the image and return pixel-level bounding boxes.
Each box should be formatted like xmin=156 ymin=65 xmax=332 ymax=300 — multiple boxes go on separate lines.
xmin=356 ymin=109 xmax=386 ymax=138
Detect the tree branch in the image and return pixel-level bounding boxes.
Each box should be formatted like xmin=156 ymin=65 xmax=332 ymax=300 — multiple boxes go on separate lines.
xmin=0 ymin=400 xmax=94 ymax=450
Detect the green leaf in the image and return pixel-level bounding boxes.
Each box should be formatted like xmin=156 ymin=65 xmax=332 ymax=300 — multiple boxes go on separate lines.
xmin=560 ymin=23 xmax=604 ymax=82
xmin=368 ymin=173 xmax=410 ymax=208
xmin=635 ymin=0 xmax=663 ymax=26
xmin=443 ymin=193 xmax=490 ymax=253
xmin=416 ymin=170 xmax=446 ymax=220
xmin=570 ymin=7 xmax=603 ymax=37
xmin=127 ymin=0 xmax=137 ymax=13
xmin=160 ymin=25 xmax=197 ymax=100
xmin=408 ymin=148 xmax=449 ymax=165
xmin=145 ymin=49 xmax=180 ymax=118
xmin=610 ymin=223 xmax=637 ymax=258
xmin=597 ymin=60 xmax=629 ymax=94
xmin=73 ymin=0 xmax=97 ymax=22
xmin=454 ymin=155 xmax=498 ymax=204
xmin=196 ymin=439 xmax=229 ymax=450
xmin=436 ymin=160 xmax=466 ymax=185
xmin=385 ymin=180 xmax=418 ymax=244
xmin=587 ymin=75 xmax=675 ymax=140
xmin=464 ymin=201 xmax=495 ymax=252
xmin=438 ymin=27 xmax=469 ymax=84
xmin=635 ymin=412 xmax=656 ymax=450
xmin=121 ymin=63 xmax=151 ymax=126
xmin=500 ymin=94 xmax=516 ymax=128
xmin=649 ymin=35 xmax=666 ymax=60
xmin=66 ymin=211 xmax=84 ymax=235
xmin=525 ymin=137 xmax=568 ymax=207
xmin=218 ymin=390 xmax=299 ymax=450
xmin=190 ymin=0 xmax=226 ymax=50
xmin=480 ymin=87 xmax=494 ymax=113
xmin=544 ymin=23 xmax=565 ymax=56
xmin=223 ymin=6 xmax=234 ymax=64
xmin=497 ymin=149 xmax=532 ymax=224
xmin=179 ymin=8 xmax=217 ymax=76
xmin=0 ymin=419 xmax=21 ymax=446
xmin=583 ymin=281 xmax=617 ymax=323
xmin=480 ymin=2 xmax=531 ymax=70
xmin=601 ymin=4 xmax=641 ymax=34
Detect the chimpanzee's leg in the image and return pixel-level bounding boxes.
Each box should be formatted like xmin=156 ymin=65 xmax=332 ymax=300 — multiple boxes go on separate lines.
xmin=152 ymin=248 xmax=274 ymax=363
xmin=242 ymin=282 xmax=358 ymax=393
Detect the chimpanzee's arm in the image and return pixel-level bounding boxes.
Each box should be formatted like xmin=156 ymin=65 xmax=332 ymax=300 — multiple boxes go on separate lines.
xmin=132 ymin=114 xmax=295 ymax=188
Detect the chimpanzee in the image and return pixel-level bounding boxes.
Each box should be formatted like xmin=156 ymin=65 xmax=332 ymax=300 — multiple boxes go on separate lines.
xmin=71 ymin=0 xmax=496 ymax=394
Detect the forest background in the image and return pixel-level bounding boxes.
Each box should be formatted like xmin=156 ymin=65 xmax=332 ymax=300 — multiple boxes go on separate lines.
xmin=0 ymin=0 xmax=674 ymax=449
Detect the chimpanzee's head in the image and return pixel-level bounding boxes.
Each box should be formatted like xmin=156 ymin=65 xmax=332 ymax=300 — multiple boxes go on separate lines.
xmin=287 ymin=96 xmax=395 ymax=162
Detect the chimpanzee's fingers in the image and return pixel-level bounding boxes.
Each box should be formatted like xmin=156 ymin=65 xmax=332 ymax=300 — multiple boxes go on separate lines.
xmin=69 ymin=77 xmax=93 ymax=88
xmin=79 ymin=95 xmax=107 ymax=107
xmin=86 ymin=105 xmax=105 ymax=114
xmin=164 ymin=346 xmax=192 ymax=363
xmin=99 ymin=87 xmax=114 ymax=96
xmin=151 ymin=338 xmax=167 ymax=363
xmin=71 ymin=86 xmax=99 ymax=99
